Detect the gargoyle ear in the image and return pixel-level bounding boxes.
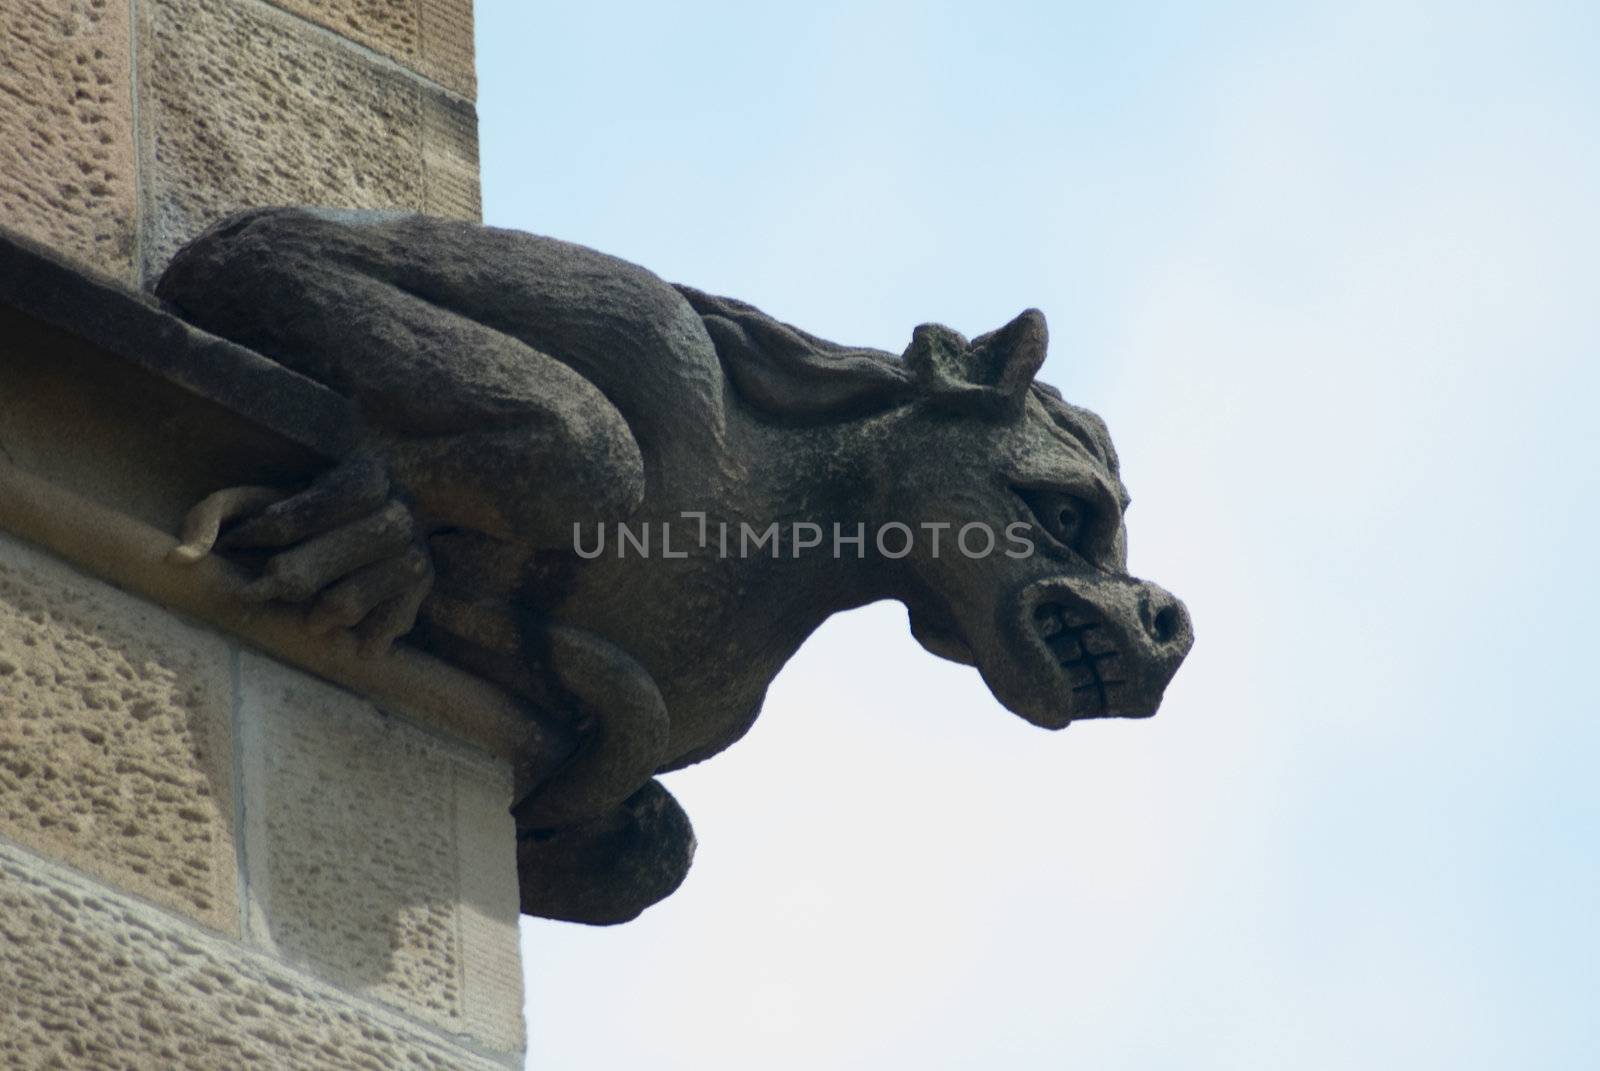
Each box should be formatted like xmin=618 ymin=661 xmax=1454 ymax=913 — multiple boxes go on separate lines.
xmin=970 ymin=308 xmax=1048 ymax=395
xmin=904 ymin=308 xmax=1048 ymax=413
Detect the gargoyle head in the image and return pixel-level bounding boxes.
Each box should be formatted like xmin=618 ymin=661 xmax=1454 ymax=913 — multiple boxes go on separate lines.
xmin=885 ymin=309 xmax=1193 ymax=727
xmin=685 ymin=289 xmax=1193 ymax=729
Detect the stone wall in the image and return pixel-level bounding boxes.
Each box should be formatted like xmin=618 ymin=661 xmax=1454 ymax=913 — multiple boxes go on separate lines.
xmin=0 ymin=530 xmax=525 ymax=1068
xmin=0 ymin=0 xmax=479 ymax=285
xmin=0 ymin=7 xmax=519 ymax=1061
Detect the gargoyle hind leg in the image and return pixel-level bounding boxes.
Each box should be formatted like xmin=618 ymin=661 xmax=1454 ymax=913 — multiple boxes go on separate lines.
xmin=505 ymin=625 xmax=691 ymax=924
xmin=160 ymin=211 xmax=687 ymax=922
xmin=157 ymin=210 xmax=647 ymax=548
xmin=159 ymin=211 xmax=646 ymax=645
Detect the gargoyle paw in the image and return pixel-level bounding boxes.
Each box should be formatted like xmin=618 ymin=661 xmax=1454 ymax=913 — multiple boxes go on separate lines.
xmin=170 ymin=453 xmax=433 ymax=657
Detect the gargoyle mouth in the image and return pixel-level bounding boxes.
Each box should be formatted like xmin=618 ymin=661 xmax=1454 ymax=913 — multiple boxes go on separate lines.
xmin=1032 ymin=602 xmax=1124 ymax=717
xmin=1003 ymin=573 xmax=1189 ymax=727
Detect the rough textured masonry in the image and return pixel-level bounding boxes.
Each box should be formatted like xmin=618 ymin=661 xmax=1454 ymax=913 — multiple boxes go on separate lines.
xmin=0 ymin=0 xmax=479 ymax=285
xmin=138 ymin=0 xmax=479 ymax=277
xmin=0 ymin=0 xmax=138 ymax=278
xmin=0 ymin=0 xmax=520 ymax=1064
xmin=0 ymin=532 xmax=525 ymax=1064
xmin=0 ymin=538 xmax=238 ymax=935
xmin=0 ymin=841 xmax=512 ymax=1071
xmin=238 ymin=651 xmax=523 ymax=1051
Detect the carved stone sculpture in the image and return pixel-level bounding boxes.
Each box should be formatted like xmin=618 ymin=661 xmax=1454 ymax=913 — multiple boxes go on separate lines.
xmin=156 ymin=208 xmax=1193 ymax=924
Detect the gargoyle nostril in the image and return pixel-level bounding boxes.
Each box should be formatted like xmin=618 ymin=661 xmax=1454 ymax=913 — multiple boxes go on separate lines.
xmin=1152 ymin=604 xmax=1180 ymax=644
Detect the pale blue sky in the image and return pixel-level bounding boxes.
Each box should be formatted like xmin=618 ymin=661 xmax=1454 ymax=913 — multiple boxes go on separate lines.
xmin=477 ymin=2 xmax=1600 ymax=1067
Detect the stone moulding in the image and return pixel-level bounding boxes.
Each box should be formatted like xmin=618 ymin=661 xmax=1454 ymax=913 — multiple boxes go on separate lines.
xmin=0 ymin=456 xmax=535 ymax=762
xmin=0 ymin=226 xmax=352 ymax=457
xmin=0 ymin=225 xmax=544 ymax=764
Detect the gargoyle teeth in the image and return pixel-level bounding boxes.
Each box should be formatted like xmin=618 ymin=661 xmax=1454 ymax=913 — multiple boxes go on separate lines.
xmin=1062 ymin=662 xmax=1098 ymax=689
xmin=1033 ymin=599 xmax=1126 ymax=714
xmin=1037 ymin=608 xmax=1123 ymax=713
xmin=1081 ymin=628 xmax=1117 ymax=656
xmin=1046 ymin=631 xmax=1081 ymax=660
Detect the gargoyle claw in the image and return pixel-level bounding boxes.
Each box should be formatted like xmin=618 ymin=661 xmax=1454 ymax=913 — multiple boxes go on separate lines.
xmin=221 ymin=453 xmax=389 ymax=550
xmin=240 ymin=499 xmax=414 ymax=603
xmin=307 ymin=546 xmax=433 ymax=642
xmin=351 ymin=581 xmax=433 ymax=659
xmin=172 ymin=454 xmax=432 ymax=656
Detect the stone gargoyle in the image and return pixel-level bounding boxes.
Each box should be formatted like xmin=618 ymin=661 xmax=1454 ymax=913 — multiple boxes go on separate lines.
xmin=156 ymin=208 xmax=1193 ymax=925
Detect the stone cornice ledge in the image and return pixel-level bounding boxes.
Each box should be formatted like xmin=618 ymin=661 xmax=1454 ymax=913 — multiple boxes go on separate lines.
xmin=0 ymin=226 xmax=354 ymax=456
xmin=0 ymin=226 xmax=550 ymax=764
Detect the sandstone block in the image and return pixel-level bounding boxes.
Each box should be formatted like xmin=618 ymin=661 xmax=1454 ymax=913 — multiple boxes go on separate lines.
xmin=0 ymin=532 xmax=238 ymax=934
xmin=417 ymin=0 xmax=476 ymax=97
xmin=265 ymin=0 xmax=476 ymax=97
xmin=423 ymin=87 xmax=483 ymax=227
xmin=138 ymin=0 xmax=480 ymax=279
xmin=0 ymin=0 xmax=137 ymax=280
xmin=0 ymin=840 xmax=513 ymax=1070
xmin=455 ymin=761 xmax=529 ymax=1053
xmin=239 ymin=651 xmax=524 ymax=1054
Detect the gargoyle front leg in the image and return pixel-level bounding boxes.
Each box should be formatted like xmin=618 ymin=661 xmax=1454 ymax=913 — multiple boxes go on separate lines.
xmin=503 ymin=626 xmax=685 ymax=924
xmin=170 ymin=451 xmax=433 ymax=656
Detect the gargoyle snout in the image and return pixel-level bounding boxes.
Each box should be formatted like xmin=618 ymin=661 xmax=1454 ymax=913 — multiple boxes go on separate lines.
xmin=1138 ymin=582 xmax=1193 ymax=661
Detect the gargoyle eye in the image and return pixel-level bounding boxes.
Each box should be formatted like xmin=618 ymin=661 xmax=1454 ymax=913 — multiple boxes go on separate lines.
xmin=1018 ymin=488 xmax=1094 ymax=551
xmin=1056 ymin=501 xmax=1083 ymax=542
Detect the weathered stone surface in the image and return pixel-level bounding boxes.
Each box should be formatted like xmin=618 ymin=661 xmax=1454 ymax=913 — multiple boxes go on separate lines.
xmin=418 ymin=0 xmax=476 ymax=97
xmin=239 ymin=651 xmax=523 ymax=1053
xmin=0 ymin=226 xmax=354 ymax=482
xmin=0 ymin=840 xmax=513 ymax=1071
xmin=0 ymin=0 xmax=137 ymax=280
xmin=0 ymin=532 xmax=238 ymax=933
xmin=138 ymin=0 xmax=479 ymax=279
xmin=455 ymin=757 xmax=529 ymax=1054
xmin=266 ymin=0 xmax=476 ymax=97
xmin=155 ymin=207 xmax=1194 ymax=926
xmin=423 ymin=88 xmax=482 ymax=228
